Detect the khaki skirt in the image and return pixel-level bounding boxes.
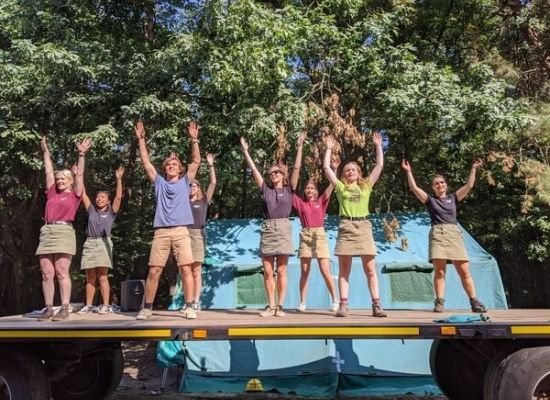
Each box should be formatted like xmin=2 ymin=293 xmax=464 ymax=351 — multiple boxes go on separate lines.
xmin=429 ymin=224 xmax=469 ymax=263
xmin=81 ymin=237 xmax=114 ymax=269
xmin=36 ymin=224 xmax=76 ymax=256
xmin=260 ymin=218 xmax=294 ymax=257
xmin=299 ymin=227 xmax=330 ymax=259
xmin=334 ymin=219 xmax=377 ymax=256
xmin=188 ymin=228 xmax=206 ymax=263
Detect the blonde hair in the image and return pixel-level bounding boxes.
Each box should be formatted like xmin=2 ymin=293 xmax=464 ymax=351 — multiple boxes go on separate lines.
xmin=267 ymin=163 xmax=289 ymax=187
xmin=341 ymin=161 xmax=370 ymax=190
xmin=162 ymin=155 xmax=185 ymax=176
xmin=55 ymin=169 xmax=74 ymax=184
xmin=303 ymin=178 xmax=319 ymax=199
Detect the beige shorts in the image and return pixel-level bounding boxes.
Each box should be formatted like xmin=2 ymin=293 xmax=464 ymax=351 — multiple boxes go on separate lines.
xmin=188 ymin=228 xmax=205 ymax=263
xmin=429 ymin=224 xmax=469 ymax=263
xmin=334 ymin=219 xmax=377 ymax=256
xmin=81 ymin=237 xmax=114 ymax=269
xmin=298 ymin=227 xmax=330 ymax=259
xmin=149 ymin=226 xmax=193 ymax=267
xmin=260 ymin=218 xmax=294 ymax=257
xmin=36 ymin=224 xmax=76 ymax=256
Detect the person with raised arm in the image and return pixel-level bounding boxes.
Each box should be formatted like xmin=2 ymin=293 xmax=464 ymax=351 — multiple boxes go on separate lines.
xmin=36 ymin=136 xmax=91 ymax=321
xmin=401 ymin=159 xmax=487 ymax=313
xmin=323 ymin=133 xmax=387 ymax=318
xmin=185 ymin=153 xmax=217 ymax=313
xmin=290 ymin=132 xmax=339 ymax=312
xmin=77 ymin=166 xmax=124 ymax=315
xmin=240 ymin=137 xmax=294 ymax=317
xmin=134 ymin=119 xmax=201 ymax=320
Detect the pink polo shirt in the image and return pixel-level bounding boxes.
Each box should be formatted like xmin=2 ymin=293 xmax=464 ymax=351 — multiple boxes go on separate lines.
xmin=293 ymin=192 xmax=330 ymax=228
xmin=44 ymin=185 xmax=81 ymax=223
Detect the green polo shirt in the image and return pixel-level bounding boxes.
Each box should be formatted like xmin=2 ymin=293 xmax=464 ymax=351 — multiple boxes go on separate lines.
xmin=335 ymin=180 xmax=372 ymax=217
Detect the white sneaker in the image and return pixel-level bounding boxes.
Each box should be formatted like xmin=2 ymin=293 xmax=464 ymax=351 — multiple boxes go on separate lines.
xmin=297 ymin=303 xmax=306 ymax=312
xmin=77 ymin=305 xmax=94 ymax=314
xmin=330 ymin=302 xmax=339 ymax=312
xmin=136 ymin=308 xmax=153 ymax=320
xmin=185 ymin=307 xmax=197 ymax=319
xmin=97 ymin=305 xmax=111 ymax=314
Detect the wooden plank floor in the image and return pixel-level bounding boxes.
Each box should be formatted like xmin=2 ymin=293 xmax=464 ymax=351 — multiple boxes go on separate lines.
xmin=1 ymin=308 xmax=550 ymax=329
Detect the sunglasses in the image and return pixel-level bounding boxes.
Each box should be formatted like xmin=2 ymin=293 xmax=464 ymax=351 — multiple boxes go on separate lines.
xmin=270 ymin=170 xmax=283 ymax=176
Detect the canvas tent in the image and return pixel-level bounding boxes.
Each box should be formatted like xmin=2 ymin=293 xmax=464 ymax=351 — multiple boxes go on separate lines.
xmin=157 ymin=212 xmax=507 ymax=397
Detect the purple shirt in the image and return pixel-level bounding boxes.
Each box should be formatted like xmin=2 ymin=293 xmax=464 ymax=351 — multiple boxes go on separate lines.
xmin=86 ymin=205 xmax=117 ymax=237
xmin=293 ymin=192 xmax=330 ymax=228
xmin=153 ymin=175 xmax=193 ymax=228
xmin=189 ymin=197 xmax=208 ymax=229
xmin=261 ymin=183 xmax=293 ymax=219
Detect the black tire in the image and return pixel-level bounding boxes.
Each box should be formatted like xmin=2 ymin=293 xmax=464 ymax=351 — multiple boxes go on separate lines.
xmin=429 ymin=339 xmax=494 ymax=400
xmin=490 ymin=346 xmax=550 ymax=400
xmin=482 ymin=342 xmax=522 ymax=400
xmin=50 ymin=347 xmax=124 ymax=400
xmin=0 ymin=348 xmax=49 ymax=400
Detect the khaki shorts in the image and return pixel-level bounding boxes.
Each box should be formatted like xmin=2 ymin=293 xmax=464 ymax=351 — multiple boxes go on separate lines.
xmin=429 ymin=224 xmax=469 ymax=263
xmin=81 ymin=237 xmax=114 ymax=269
xmin=334 ymin=219 xmax=377 ymax=256
xmin=36 ymin=224 xmax=76 ymax=256
xmin=298 ymin=227 xmax=330 ymax=259
xmin=260 ymin=218 xmax=294 ymax=257
xmin=149 ymin=226 xmax=193 ymax=267
xmin=188 ymin=228 xmax=205 ymax=263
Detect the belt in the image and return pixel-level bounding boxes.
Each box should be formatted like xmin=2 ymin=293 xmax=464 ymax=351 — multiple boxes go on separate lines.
xmin=340 ymin=216 xmax=369 ymax=221
xmin=47 ymin=221 xmax=72 ymax=225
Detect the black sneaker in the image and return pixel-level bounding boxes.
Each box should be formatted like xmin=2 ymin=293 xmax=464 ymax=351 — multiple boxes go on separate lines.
xmin=470 ymin=298 xmax=488 ymax=313
xmin=433 ymin=298 xmax=445 ymax=313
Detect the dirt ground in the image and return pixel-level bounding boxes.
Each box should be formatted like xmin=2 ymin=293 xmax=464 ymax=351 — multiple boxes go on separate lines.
xmin=111 ymin=341 xmax=447 ymax=400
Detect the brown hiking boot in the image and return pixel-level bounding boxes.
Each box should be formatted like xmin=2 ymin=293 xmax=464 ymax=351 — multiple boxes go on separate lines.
xmin=37 ymin=306 xmax=54 ymax=322
xmin=336 ymin=303 xmax=349 ymax=317
xmin=372 ymin=300 xmax=387 ymax=318
xmin=52 ymin=304 xmax=70 ymax=321
xmin=470 ymin=298 xmax=488 ymax=313
xmin=433 ymin=298 xmax=445 ymax=313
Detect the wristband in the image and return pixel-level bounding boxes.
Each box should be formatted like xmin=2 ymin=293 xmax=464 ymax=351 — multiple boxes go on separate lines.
xmin=191 ymin=139 xmax=199 ymax=144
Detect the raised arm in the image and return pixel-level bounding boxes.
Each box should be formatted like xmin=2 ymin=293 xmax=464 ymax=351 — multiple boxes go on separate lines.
xmin=323 ymin=136 xmax=338 ymax=186
xmin=368 ymin=131 xmax=384 ymax=185
xmin=205 ymin=153 xmax=217 ymax=203
xmin=290 ymin=131 xmax=306 ymax=191
xmin=71 ymin=164 xmax=91 ymax=209
xmin=112 ymin=166 xmax=124 ymax=213
xmin=240 ymin=137 xmax=264 ymax=189
xmin=185 ymin=121 xmax=201 ymax=182
xmin=41 ymin=137 xmax=55 ymax=189
xmin=74 ymin=137 xmax=92 ymax=197
xmin=401 ymin=160 xmax=429 ymax=203
xmin=134 ymin=120 xmax=157 ymax=183
xmin=324 ymin=155 xmax=341 ymax=198
xmin=456 ymin=159 xmax=482 ymax=202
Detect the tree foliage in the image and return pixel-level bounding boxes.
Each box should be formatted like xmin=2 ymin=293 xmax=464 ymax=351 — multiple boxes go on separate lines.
xmin=0 ymin=0 xmax=548 ymax=314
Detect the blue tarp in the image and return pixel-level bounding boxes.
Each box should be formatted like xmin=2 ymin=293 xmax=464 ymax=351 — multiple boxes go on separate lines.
xmin=157 ymin=212 xmax=507 ymax=397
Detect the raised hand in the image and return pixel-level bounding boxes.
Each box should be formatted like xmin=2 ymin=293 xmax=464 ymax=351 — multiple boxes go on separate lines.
xmin=373 ymin=131 xmax=382 ymax=146
xmin=297 ymin=131 xmax=307 ymax=147
xmin=115 ymin=166 xmax=125 ymax=179
xmin=472 ymin=159 xmax=483 ymax=169
xmin=134 ymin=120 xmax=145 ymax=140
xmin=70 ymin=164 xmax=78 ymax=175
xmin=206 ymin=153 xmax=215 ymax=166
xmin=401 ymin=159 xmax=411 ymax=172
xmin=76 ymin=137 xmax=92 ymax=154
xmin=187 ymin=121 xmax=200 ymax=139
xmin=240 ymin=137 xmax=249 ymax=152
xmin=41 ymin=136 xmax=50 ymax=153
xmin=325 ymin=135 xmax=335 ymax=150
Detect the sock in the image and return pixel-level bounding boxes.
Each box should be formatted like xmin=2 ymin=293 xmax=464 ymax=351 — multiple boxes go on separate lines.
xmin=144 ymin=302 xmax=153 ymax=309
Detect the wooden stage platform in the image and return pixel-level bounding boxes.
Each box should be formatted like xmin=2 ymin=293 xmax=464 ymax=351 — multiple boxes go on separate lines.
xmin=1 ymin=308 xmax=550 ymax=342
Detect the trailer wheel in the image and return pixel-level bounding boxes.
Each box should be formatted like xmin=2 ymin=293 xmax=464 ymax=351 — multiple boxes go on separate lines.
xmin=0 ymin=348 xmax=49 ymax=400
xmin=429 ymin=339 xmax=493 ymax=400
xmin=482 ymin=342 xmax=522 ymax=400
xmin=50 ymin=346 xmax=124 ymax=400
xmin=490 ymin=346 xmax=550 ymax=400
